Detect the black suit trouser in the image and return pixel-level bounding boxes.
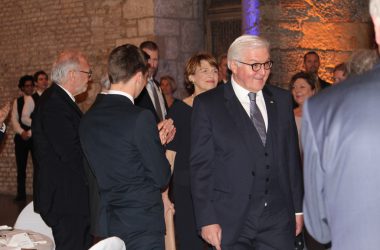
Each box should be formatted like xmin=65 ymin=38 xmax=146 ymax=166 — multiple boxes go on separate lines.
xmin=221 ymin=207 xmax=294 ymax=250
xmin=50 ymin=214 xmax=91 ymax=250
xmin=173 ymin=184 xmax=209 ymax=250
xmin=14 ymin=135 xmax=32 ymax=198
xmin=120 ymin=231 xmax=165 ymax=250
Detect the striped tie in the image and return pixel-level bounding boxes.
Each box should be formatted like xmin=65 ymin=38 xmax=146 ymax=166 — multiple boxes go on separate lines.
xmin=248 ymin=92 xmax=266 ymax=145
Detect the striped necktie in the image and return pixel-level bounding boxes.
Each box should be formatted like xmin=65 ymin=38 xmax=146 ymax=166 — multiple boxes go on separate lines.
xmin=248 ymin=92 xmax=266 ymax=145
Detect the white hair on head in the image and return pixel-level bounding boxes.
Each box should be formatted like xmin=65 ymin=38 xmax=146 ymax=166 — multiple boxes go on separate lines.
xmin=51 ymin=51 xmax=83 ymax=85
xmin=227 ymin=34 xmax=270 ymax=69
xmin=370 ymin=0 xmax=380 ymax=18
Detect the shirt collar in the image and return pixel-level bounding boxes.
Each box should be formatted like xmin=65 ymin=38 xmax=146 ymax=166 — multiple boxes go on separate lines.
xmin=231 ymin=75 xmax=263 ymax=101
xmin=108 ymin=90 xmax=134 ymax=104
xmin=56 ymin=84 xmax=76 ymax=102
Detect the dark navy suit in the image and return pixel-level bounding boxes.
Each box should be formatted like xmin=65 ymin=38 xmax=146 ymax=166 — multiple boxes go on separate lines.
xmin=79 ymin=93 xmax=171 ymax=249
xmin=190 ymin=82 xmax=303 ymax=249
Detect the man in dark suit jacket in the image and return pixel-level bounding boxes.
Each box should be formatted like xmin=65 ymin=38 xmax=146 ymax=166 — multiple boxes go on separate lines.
xmin=136 ymin=41 xmax=168 ymax=123
xmin=32 ymin=51 xmax=92 ymax=250
xmin=190 ymin=35 xmax=303 ymax=250
xmin=79 ymin=44 xmax=171 ymax=249
xmin=302 ymin=2 xmax=380 ymax=249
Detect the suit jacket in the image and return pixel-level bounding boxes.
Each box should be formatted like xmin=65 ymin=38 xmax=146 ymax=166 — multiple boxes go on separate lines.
xmin=302 ymin=64 xmax=380 ymax=250
xmin=190 ymin=82 xmax=303 ymax=244
xmin=79 ymin=94 xmax=171 ymax=240
xmin=83 ymin=93 xmax=106 ymax=237
xmin=135 ymin=80 xmax=168 ymax=123
xmin=31 ymin=83 xmax=89 ymax=224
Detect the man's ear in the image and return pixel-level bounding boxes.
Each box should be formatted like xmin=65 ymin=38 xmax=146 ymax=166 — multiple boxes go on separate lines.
xmin=372 ymin=16 xmax=380 ymax=46
xmin=229 ymin=60 xmax=237 ymax=75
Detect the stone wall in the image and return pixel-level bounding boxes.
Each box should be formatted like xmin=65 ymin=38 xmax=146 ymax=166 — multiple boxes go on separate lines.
xmin=0 ymin=0 xmax=203 ymax=195
xmin=0 ymin=0 xmax=374 ymax=195
xmin=258 ymin=0 xmax=373 ymax=87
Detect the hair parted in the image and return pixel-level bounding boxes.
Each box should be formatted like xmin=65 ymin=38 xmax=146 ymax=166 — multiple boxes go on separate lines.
xmin=108 ymin=44 xmax=149 ymax=84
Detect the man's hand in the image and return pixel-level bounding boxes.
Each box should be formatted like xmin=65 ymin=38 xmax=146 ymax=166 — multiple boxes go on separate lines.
xmin=162 ymin=191 xmax=175 ymax=215
xmin=201 ymin=224 xmax=222 ymax=250
xmin=20 ymin=130 xmax=31 ymax=140
xmin=295 ymin=214 xmax=304 ymax=236
xmin=0 ymin=102 xmax=11 ymax=123
xmin=157 ymin=119 xmax=176 ymax=145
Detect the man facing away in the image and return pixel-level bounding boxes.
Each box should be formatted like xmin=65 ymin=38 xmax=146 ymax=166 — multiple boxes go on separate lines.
xmin=302 ymin=1 xmax=380 ymax=249
xmin=32 ymin=51 xmax=92 ymax=250
xmin=79 ymin=44 xmax=171 ymax=249
xmin=190 ymin=34 xmax=303 ymax=250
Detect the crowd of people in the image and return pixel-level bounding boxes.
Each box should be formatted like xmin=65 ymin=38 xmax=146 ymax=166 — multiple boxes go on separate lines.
xmin=0 ymin=1 xmax=380 ymax=250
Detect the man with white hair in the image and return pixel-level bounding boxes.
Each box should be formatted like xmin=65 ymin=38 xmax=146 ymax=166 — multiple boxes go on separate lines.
xmin=32 ymin=51 xmax=92 ymax=250
xmin=302 ymin=1 xmax=380 ymax=249
xmin=190 ymin=34 xmax=303 ymax=249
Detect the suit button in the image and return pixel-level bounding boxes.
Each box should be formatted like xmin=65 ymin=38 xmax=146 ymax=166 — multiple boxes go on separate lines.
xmin=266 ymin=178 xmax=269 ymax=182
xmin=266 ymin=165 xmax=270 ymax=169
xmin=265 ymin=190 xmax=268 ymax=194
xmin=251 ymin=171 xmax=255 ymax=176
xmin=265 ymin=152 xmax=268 ymax=156
xmin=248 ymin=194 xmax=252 ymax=200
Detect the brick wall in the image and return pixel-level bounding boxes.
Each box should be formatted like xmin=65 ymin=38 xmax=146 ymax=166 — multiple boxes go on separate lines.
xmin=258 ymin=0 xmax=373 ymax=87
xmin=0 ymin=0 xmax=203 ymax=195
xmin=0 ymin=0 xmax=373 ymax=195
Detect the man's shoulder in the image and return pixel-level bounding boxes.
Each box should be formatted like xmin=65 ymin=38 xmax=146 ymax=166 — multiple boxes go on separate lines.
xmin=263 ymin=84 xmax=291 ymax=101
xmin=197 ymin=83 xmax=225 ymax=102
xmin=308 ymin=65 xmax=380 ymax=114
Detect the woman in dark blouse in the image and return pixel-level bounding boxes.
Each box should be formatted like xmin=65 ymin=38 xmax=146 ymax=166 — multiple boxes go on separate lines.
xmin=166 ymin=53 xmax=218 ymax=249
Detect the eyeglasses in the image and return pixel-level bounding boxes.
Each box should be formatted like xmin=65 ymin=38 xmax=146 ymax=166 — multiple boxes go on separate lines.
xmin=79 ymin=70 xmax=92 ymax=78
xmin=236 ymin=60 xmax=273 ymax=72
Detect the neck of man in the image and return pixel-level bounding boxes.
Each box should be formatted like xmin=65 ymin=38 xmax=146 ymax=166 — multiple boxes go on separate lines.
xmin=110 ymin=82 xmax=136 ymax=98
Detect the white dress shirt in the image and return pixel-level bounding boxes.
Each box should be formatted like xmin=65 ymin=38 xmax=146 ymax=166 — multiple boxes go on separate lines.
xmin=11 ymin=96 xmax=28 ymax=135
xmin=231 ymin=76 xmax=268 ymax=131
xmin=108 ymin=90 xmax=134 ymax=104
xmin=146 ymin=78 xmax=167 ymax=118
xmin=21 ymin=90 xmax=44 ymax=127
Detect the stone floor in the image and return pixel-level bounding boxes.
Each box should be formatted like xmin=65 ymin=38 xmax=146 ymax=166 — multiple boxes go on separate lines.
xmin=0 ymin=194 xmax=32 ymax=227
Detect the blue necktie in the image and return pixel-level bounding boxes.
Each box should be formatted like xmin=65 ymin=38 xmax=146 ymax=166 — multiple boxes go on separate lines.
xmin=248 ymin=92 xmax=266 ymax=145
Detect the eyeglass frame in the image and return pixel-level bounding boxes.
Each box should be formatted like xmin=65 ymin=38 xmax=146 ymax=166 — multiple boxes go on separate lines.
xmin=236 ymin=60 xmax=273 ymax=72
xmin=79 ymin=70 xmax=92 ymax=78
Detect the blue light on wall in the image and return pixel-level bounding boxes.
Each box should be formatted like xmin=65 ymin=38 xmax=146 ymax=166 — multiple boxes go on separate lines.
xmin=242 ymin=0 xmax=260 ymax=35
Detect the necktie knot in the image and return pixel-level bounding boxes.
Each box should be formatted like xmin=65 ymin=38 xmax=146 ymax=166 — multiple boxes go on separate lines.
xmin=248 ymin=92 xmax=257 ymax=102
xmin=148 ymin=79 xmax=155 ymax=87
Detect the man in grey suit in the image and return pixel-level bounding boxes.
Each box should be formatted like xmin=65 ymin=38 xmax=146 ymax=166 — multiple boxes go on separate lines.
xmin=302 ymin=1 xmax=380 ymax=249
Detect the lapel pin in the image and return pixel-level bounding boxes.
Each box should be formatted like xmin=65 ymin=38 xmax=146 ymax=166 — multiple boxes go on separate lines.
xmin=270 ymin=100 xmax=274 ymax=104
